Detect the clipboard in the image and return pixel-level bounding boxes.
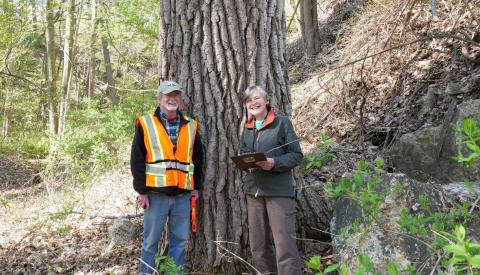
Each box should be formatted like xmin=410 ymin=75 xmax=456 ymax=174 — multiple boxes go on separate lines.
xmin=231 ymin=152 xmax=266 ymax=170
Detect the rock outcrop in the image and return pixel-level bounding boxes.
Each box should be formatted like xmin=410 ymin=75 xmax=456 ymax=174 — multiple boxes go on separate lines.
xmin=389 ymin=99 xmax=480 ymax=183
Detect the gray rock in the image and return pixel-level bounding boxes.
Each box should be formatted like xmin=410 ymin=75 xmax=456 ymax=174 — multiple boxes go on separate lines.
xmin=445 ymin=82 xmax=465 ymax=96
xmin=418 ymin=86 xmax=438 ymax=117
xmin=104 ymin=218 xmax=141 ymax=254
xmin=389 ymin=99 xmax=480 ymax=183
xmin=441 ymin=182 xmax=480 ymax=201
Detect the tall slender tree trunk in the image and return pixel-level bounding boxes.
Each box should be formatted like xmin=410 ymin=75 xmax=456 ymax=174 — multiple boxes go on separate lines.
xmin=30 ymin=0 xmax=37 ymax=22
xmin=45 ymin=0 xmax=58 ymax=134
xmin=59 ymin=0 xmax=76 ymax=135
xmin=1 ymin=89 xmax=10 ymax=139
xmin=101 ymin=37 xmax=119 ymax=105
xmin=87 ymin=0 xmax=97 ymax=98
xmin=72 ymin=0 xmax=84 ymax=105
xmin=158 ymin=0 xmax=291 ymax=273
xmin=300 ymin=0 xmax=321 ymax=55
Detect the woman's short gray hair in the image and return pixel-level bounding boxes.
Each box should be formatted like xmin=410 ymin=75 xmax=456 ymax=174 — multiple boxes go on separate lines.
xmin=242 ymin=85 xmax=268 ymax=104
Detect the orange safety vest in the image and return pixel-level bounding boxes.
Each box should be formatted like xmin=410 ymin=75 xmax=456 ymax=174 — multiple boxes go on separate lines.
xmin=137 ymin=113 xmax=198 ymax=191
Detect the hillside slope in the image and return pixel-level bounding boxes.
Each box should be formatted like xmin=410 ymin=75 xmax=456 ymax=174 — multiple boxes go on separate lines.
xmin=290 ymin=0 xmax=480 ymax=150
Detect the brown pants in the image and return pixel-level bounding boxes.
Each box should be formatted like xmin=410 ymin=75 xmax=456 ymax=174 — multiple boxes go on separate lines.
xmin=246 ymin=195 xmax=301 ymax=275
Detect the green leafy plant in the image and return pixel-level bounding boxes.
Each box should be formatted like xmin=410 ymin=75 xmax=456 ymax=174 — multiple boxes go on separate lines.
xmin=398 ymin=200 xmax=472 ymax=241
xmin=51 ymin=204 xmax=74 ymax=221
xmin=0 ymin=194 xmax=9 ymax=208
xmin=454 ymin=118 xmax=480 ymax=165
xmin=154 ymin=255 xmax=183 ymax=274
xmin=306 ymin=255 xmax=344 ymax=275
xmin=307 ymin=254 xmax=402 ymax=275
xmin=437 ymin=225 xmax=480 ymax=273
xmin=397 ymin=207 xmax=430 ymax=235
xmin=55 ymin=225 xmax=72 ymax=237
xmin=325 ymin=160 xmax=387 ymax=224
xmin=306 ymin=132 xmax=337 ymax=170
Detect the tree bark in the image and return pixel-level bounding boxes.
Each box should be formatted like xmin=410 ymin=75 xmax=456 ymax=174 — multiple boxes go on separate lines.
xmin=295 ymin=172 xmax=334 ymax=255
xmin=158 ymin=0 xmax=291 ymax=273
xmin=45 ymin=0 xmax=58 ymax=134
xmin=101 ymin=37 xmax=119 ymax=105
xmin=299 ymin=0 xmax=321 ymax=56
xmin=1 ymin=89 xmax=10 ymax=139
xmin=87 ymin=0 xmax=97 ymax=98
xmin=59 ymin=0 xmax=76 ymax=135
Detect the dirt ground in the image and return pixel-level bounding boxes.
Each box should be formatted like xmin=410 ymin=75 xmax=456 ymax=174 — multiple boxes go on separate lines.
xmin=0 ymin=167 xmax=141 ymax=274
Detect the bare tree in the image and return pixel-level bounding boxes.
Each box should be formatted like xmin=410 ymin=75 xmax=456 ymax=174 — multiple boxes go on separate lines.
xmin=1 ymin=89 xmax=10 ymax=139
xmin=87 ymin=0 xmax=97 ymax=98
xmin=101 ymin=37 xmax=119 ymax=105
xmin=299 ymin=0 xmax=321 ymax=55
xmin=45 ymin=0 xmax=58 ymax=134
xmin=59 ymin=0 xmax=76 ymax=135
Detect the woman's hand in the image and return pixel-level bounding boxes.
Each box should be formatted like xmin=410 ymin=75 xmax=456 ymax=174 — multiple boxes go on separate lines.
xmin=256 ymin=158 xmax=275 ymax=171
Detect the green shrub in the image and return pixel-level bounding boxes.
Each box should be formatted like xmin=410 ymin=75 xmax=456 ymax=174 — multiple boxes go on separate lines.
xmin=0 ymin=134 xmax=49 ymax=159
xmin=314 ymin=118 xmax=480 ymax=274
xmin=44 ymin=99 xmax=137 ymax=183
xmin=325 ymin=159 xmax=387 ymax=224
xmin=454 ymin=118 xmax=480 ymax=165
xmin=306 ymin=132 xmax=337 ymax=170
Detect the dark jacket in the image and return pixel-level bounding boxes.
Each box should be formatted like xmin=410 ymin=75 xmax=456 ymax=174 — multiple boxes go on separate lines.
xmin=240 ymin=109 xmax=303 ymax=198
xmin=130 ymin=107 xmax=204 ymax=195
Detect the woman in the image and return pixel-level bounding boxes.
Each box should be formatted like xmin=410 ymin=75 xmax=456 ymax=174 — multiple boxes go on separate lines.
xmin=240 ymin=85 xmax=304 ymax=275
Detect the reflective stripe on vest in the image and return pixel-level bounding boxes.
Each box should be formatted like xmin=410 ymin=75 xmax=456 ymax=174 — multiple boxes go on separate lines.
xmin=139 ymin=113 xmax=197 ymax=190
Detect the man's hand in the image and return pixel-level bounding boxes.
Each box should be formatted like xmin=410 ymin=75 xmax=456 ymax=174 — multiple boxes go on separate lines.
xmin=137 ymin=194 xmax=150 ymax=209
xmin=191 ymin=190 xmax=199 ymax=199
xmin=256 ymin=157 xmax=275 ymax=171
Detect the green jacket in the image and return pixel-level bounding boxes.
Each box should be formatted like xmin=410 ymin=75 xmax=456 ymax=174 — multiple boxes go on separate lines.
xmin=240 ymin=109 xmax=303 ymax=198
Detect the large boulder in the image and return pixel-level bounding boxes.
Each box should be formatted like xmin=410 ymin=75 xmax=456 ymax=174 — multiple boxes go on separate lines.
xmin=331 ymin=173 xmax=445 ymax=273
xmin=389 ymin=99 xmax=480 ymax=183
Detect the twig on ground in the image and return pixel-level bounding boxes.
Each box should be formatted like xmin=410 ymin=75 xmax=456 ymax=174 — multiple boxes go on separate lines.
xmin=213 ymin=240 xmax=261 ymax=275
xmin=429 ymin=252 xmax=445 ymax=275
xmin=294 ymin=236 xmax=331 ymax=245
xmin=138 ymin=258 xmax=159 ymax=275
xmin=70 ymin=211 xmax=143 ymax=219
xmin=469 ymin=196 xmax=480 ymax=214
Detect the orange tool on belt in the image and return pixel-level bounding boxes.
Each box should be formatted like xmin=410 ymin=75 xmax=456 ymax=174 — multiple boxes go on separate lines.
xmin=190 ymin=196 xmax=197 ymax=232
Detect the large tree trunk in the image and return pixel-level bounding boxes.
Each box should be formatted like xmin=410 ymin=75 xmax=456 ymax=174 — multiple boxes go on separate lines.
xmin=101 ymin=37 xmax=119 ymax=105
xmin=299 ymin=0 xmax=321 ymax=55
xmin=87 ymin=0 xmax=97 ymax=98
xmin=158 ymin=0 xmax=292 ymax=273
xmin=45 ymin=0 xmax=58 ymax=134
xmin=59 ymin=0 xmax=76 ymax=135
xmin=295 ymin=172 xmax=334 ymax=256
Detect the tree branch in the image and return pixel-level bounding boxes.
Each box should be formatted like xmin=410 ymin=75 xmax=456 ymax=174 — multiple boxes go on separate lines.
xmin=0 ymin=71 xmax=35 ymax=85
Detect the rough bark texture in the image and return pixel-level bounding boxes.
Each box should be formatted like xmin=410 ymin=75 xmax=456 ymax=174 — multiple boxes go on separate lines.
xmin=158 ymin=0 xmax=290 ymax=273
xmin=45 ymin=0 xmax=58 ymax=134
xmin=295 ymin=172 xmax=334 ymax=256
xmin=299 ymin=0 xmax=320 ymax=55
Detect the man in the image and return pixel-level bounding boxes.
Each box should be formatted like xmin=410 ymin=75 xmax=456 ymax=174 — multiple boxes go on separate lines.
xmin=131 ymin=80 xmax=203 ymax=273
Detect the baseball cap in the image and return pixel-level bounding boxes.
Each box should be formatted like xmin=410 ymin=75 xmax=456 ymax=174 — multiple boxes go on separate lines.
xmin=157 ymin=80 xmax=183 ymax=95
